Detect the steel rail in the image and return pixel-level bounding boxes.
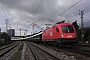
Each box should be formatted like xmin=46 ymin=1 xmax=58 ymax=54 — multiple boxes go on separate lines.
xmin=0 ymin=43 xmax=16 ymax=50
xmin=26 ymin=43 xmax=40 ymax=60
xmin=0 ymin=43 xmax=19 ymax=57
xmin=27 ymin=42 xmax=60 ymax=60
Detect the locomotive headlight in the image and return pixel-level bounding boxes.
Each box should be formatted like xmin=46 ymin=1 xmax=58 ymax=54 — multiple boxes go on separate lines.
xmin=61 ymin=34 xmax=64 ymax=38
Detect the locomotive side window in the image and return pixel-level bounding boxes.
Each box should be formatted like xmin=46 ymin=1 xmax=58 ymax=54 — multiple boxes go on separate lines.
xmin=56 ymin=27 xmax=59 ymax=32
xmin=62 ymin=26 xmax=74 ymax=33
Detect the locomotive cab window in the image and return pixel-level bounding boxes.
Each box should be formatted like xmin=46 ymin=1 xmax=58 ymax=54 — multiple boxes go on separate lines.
xmin=62 ymin=26 xmax=74 ymax=33
xmin=56 ymin=27 xmax=59 ymax=32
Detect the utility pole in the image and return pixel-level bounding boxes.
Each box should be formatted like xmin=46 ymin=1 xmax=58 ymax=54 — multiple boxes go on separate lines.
xmin=5 ymin=19 xmax=9 ymax=33
xmin=30 ymin=22 xmax=37 ymax=34
xmin=79 ymin=10 xmax=84 ymax=41
xmin=20 ymin=28 xmax=21 ymax=36
xmin=79 ymin=10 xmax=84 ymax=29
xmin=24 ymin=30 xmax=28 ymax=37
xmin=9 ymin=24 xmax=12 ymax=29
xmin=26 ymin=21 xmax=37 ymax=34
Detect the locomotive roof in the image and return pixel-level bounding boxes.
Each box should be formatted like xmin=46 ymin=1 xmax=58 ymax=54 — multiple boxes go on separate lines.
xmin=56 ymin=22 xmax=71 ymax=25
xmin=43 ymin=22 xmax=72 ymax=32
xmin=56 ymin=20 xmax=65 ymax=24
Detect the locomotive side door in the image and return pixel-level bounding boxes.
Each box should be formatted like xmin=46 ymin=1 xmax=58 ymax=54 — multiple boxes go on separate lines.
xmin=55 ymin=27 xmax=60 ymax=39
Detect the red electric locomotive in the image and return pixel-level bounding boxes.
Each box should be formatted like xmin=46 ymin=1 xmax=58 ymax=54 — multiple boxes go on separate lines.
xmin=42 ymin=21 xmax=78 ymax=46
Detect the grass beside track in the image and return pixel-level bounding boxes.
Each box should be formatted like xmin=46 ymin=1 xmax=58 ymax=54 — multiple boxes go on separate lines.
xmin=9 ymin=42 xmax=24 ymax=60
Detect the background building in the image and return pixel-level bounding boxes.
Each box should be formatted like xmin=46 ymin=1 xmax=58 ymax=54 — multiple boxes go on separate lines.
xmin=7 ymin=29 xmax=15 ymax=37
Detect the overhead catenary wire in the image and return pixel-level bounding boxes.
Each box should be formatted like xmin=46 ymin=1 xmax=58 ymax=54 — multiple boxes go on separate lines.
xmin=27 ymin=0 xmax=43 ymax=28
xmin=33 ymin=0 xmax=43 ymax=20
xmin=31 ymin=0 xmax=38 ymax=20
xmin=0 ymin=6 xmax=6 ymax=19
xmin=0 ymin=4 xmax=9 ymax=19
xmin=35 ymin=0 xmax=42 ymax=15
xmin=38 ymin=0 xmax=82 ymax=30
xmin=82 ymin=11 xmax=90 ymax=20
xmin=64 ymin=0 xmax=90 ymax=22
xmin=50 ymin=0 xmax=82 ymax=23
xmin=39 ymin=0 xmax=71 ymax=28
xmin=71 ymin=10 xmax=90 ymax=22
xmin=69 ymin=6 xmax=90 ymax=24
xmin=26 ymin=0 xmax=39 ymax=22
xmin=28 ymin=0 xmax=43 ymax=32
xmin=67 ymin=13 xmax=79 ymax=20
xmin=0 ymin=0 xmax=10 ymax=19
xmin=0 ymin=1 xmax=10 ymax=20
xmin=82 ymin=7 xmax=90 ymax=17
xmin=0 ymin=2 xmax=9 ymax=32
xmin=0 ymin=10 xmax=6 ymax=19
xmin=43 ymin=0 xmax=70 ymax=24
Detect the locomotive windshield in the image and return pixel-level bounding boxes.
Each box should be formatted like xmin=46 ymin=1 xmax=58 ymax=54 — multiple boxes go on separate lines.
xmin=62 ymin=26 xmax=74 ymax=33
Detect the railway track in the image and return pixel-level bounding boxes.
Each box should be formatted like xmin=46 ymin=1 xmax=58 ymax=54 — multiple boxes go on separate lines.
xmin=0 ymin=42 xmax=12 ymax=46
xmin=0 ymin=42 xmax=20 ymax=60
xmin=0 ymin=42 xmax=17 ymax=51
xmin=38 ymin=43 xmax=90 ymax=60
xmin=26 ymin=42 xmax=60 ymax=60
xmin=64 ymin=45 xmax=90 ymax=57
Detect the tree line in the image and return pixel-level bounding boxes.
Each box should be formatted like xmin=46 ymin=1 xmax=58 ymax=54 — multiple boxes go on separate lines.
xmin=0 ymin=32 xmax=11 ymax=43
xmin=72 ymin=21 xmax=90 ymax=42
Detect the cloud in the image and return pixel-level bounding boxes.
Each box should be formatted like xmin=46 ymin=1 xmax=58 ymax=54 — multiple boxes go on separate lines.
xmin=0 ymin=0 xmax=90 ymax=35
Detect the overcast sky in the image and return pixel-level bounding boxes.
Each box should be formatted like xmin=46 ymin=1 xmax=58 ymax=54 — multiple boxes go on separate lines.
xmin=0 ymin=0 xmax=90 ymax=36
